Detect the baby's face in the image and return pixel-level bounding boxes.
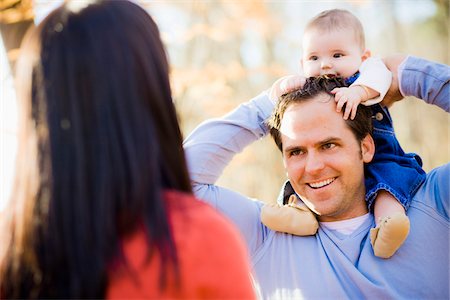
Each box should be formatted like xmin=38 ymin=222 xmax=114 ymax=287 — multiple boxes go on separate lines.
xmin=301 ymin=27 xmax=367 ymax=78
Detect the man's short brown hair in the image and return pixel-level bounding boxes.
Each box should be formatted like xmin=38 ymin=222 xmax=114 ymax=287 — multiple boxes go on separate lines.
xmin=268 ymin=76 xmax=373 ymax=152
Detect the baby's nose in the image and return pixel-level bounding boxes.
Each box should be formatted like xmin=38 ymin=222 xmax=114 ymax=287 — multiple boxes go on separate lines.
xmin=321 ymin=60 xmax=332 ymax=69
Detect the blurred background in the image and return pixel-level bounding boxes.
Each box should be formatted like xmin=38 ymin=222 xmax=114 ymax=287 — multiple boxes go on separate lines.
xmin=1 ymin=0 xmax=449 ymax=211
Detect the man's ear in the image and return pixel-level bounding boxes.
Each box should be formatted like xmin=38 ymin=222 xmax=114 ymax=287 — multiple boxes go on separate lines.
xmin=361 ymin=49 xmax=371 ymax=62
xmin=361 ymin=134 xmax=375 ymax=163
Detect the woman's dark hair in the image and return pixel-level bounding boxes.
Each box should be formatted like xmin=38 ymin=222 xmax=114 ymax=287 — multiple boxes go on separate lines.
xmin=0 ymin=0 xmax=191 ymax=298
xmin=268 ymin=76 xmax=373 ymax=152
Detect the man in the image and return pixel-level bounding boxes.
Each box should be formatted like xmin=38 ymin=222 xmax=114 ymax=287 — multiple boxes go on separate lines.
xmin=184 ymin=55 xmax=449 ymax=299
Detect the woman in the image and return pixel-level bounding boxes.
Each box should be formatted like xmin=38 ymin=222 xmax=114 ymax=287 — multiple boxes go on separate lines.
xmin=0 ymin=1 xmax=255 ymax=298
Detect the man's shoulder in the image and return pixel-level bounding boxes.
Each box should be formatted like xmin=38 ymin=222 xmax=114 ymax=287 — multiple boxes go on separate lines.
xmin=411 ymin=163 xmax=449 ymax=220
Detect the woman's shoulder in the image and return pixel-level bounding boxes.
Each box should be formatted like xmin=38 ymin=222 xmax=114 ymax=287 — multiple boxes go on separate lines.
xmin=108 ymin=190 xmax=254 ymax=299
xmin=164 ymin=190 xmax=251 ymax=273
xmin=163 ymin=190 xmax=255 ymax=298
xmin=164 ymin=190 xmax=244 ymax=241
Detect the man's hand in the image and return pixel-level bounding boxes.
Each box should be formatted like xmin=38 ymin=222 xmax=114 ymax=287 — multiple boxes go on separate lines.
xmin=269 ymin=75 xmax=306 ymax=103
xmin=382 ymin=54 xmax=407 ymax=107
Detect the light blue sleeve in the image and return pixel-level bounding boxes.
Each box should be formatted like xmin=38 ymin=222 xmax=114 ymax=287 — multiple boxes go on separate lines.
xmin=414 ymin=163 xmax=450 ymax=220
xmin=183 ymin=91 xmax=275 ymax=253
xmin=399 ymin=56 xmax=449 ymax=217
xmin=399 ymin=56 xmax=450 ymax=112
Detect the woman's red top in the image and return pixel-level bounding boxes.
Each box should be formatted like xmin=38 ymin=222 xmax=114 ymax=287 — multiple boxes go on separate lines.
xmin=107 ymin=190 xmax=255 ymax=299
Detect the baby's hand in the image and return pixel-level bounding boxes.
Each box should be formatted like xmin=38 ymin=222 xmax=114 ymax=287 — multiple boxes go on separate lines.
xmin=331 ymin=86 xmax=366 ymax=120
xmin=269 ymin=75 xmax=306 ymax=103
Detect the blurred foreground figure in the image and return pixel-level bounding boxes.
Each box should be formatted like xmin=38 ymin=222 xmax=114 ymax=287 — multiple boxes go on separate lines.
xmin=0 ymin=1 xmax=255 ymax=298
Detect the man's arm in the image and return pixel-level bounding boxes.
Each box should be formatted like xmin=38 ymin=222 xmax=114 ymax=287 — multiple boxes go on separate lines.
xmin=381 ymin=54 xmax=405 ymax=106
xmin=183 ymin=91 xmax=275 ymax=252
xmin=383 ymin=55 xmax=449 ymax=217
xmin=184 ymin=92 xmax=273 ymax=185
xmin=414 ymin=163 xmax=449 ymax=220
xmin=382 ymin=55 xmax=449 ymax=111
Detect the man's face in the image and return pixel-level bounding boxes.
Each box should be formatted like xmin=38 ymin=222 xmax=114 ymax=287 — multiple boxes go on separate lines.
xmin=279 ymin=94 xmax=374 ymax=221
xmin=301 ymin=27 xmax=368 ymax=78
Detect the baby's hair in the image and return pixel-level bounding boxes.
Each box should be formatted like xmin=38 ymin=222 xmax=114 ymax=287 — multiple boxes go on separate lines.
xmin=305 ymin=9 xmax=365 ymax=50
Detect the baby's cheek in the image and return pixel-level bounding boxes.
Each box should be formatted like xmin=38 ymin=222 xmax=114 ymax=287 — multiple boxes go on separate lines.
xmin=303 ymin=68 xmax=318 ymax=77
xmin=301 ymin=62 xmax=316 ymax=77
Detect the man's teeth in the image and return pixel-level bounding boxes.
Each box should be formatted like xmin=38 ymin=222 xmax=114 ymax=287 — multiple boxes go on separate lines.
xmin=308 ymin=178 xmax=335 ymax=188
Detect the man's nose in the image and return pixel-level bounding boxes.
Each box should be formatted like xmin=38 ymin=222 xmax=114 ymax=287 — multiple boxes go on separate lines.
xmin=304 ymin=152 xmax=325 ymax=175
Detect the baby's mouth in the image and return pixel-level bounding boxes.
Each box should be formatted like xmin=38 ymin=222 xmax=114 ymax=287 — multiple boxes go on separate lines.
xmin=323 ymin=73 xmax=338 ymax=77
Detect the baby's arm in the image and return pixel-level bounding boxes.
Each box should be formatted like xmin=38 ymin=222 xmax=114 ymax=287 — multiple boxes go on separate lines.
xmin=354 ymin=57 xmax=393 ymax=105
xmin=332 ymin=85 xmax=379 ymax=120
xmin=332 ymin=57 xmax=392 ymax=120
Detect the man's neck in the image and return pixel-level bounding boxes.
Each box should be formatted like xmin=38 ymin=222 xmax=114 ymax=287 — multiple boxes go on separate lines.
xmin=320 ymin=213 xmax=371 ymax=235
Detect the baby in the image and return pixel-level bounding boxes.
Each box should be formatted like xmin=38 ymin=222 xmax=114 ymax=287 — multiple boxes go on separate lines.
xmin=261 ymin=9 xmax=426 ymax=258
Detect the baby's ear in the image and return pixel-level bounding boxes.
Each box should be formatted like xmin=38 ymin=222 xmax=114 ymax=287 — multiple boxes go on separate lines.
xmin=361 ymin=49 xmax=371 ymax=61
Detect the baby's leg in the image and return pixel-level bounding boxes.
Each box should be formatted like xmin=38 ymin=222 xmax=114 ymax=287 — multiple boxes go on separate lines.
xmin=261 ymin=195 xmax=318 ymax=236
xmin=370 ymin=190 xmax=410 ymax=258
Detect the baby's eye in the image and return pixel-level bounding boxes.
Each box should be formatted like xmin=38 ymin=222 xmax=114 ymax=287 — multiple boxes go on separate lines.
xmin=333 ymin=53 xmax=344 ymax=58
xmin=309 ymin=55 xmax=318 ymax=61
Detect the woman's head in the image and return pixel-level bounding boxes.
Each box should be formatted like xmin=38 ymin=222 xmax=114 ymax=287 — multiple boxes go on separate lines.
xmin=1 ymin=0 xmax=189 ymax=297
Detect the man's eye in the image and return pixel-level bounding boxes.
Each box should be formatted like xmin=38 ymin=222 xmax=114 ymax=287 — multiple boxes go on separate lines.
xmin=322 ymin=143 xmax=336 ymax=150
xmin=290 ymin=149 xmax=304 ymax=156
xmin=333 ymin=53 xmax=343 ymax=58
xmin=309 ymin=56 xmax=318 ymax=61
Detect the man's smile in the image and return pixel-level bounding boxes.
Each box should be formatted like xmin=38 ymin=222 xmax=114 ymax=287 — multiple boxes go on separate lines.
xmin=306 ymin=177 xmax=336 ymax=189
